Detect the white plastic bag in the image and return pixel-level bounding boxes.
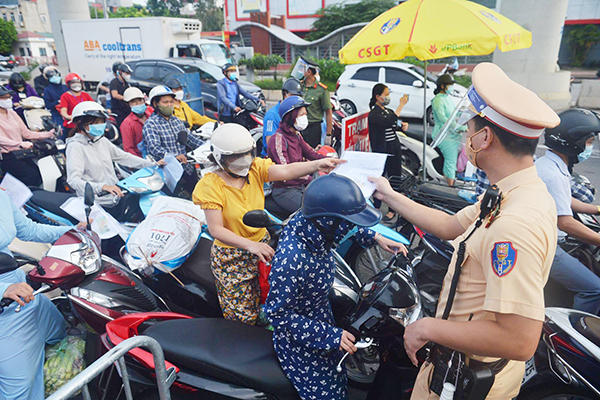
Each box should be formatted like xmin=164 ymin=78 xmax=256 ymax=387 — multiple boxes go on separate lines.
xmin=126 ymin=196 xmax=205 ymax=274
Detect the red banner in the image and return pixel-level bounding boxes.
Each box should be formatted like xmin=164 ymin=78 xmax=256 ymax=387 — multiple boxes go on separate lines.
xmin=342 ymin=110 xmax=371 ymax=152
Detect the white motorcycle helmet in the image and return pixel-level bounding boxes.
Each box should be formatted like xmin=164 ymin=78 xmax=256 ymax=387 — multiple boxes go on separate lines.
xmin=123 ymin=87 xmax=145 ymax=103
xmin=148 ymin=85 xmax=175 ymax=105
xmin=211 ymin=124 xmax=257 ymax=177
xmin=71 ymin=101 xmax=109 ymax=121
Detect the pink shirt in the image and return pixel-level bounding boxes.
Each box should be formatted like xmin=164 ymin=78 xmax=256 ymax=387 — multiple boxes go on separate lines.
xmin=0 ymin=109 xmax=54 ymax=153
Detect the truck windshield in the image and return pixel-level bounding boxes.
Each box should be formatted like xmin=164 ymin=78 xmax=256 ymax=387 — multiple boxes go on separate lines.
xmin=201 ymin=43 xmax=233 ymax=66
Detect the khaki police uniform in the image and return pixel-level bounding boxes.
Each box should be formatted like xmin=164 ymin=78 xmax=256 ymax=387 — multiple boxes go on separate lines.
xmin=302 ymin=80 xmax=331 ymax=148
xmin=410 ymin=63 xmax=561 ymax=400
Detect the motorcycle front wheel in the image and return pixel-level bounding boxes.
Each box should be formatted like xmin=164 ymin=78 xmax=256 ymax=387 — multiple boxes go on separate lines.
xmin=518 ymin=385 xmax=597 ymax=400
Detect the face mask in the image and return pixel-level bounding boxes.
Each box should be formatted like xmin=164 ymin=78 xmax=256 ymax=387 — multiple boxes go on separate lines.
xmin=315 ymin=73 xmax=321 ymax=82
xmin=49 ymin=75 xmax=61 ymax=84
xmin=465 ymin=128 xmax=487 ymax=169
xmin=87 ymin=123 xmax=106 ymax=138
xmin=121 ymin=73 xmax=131 ymax=81
xmin=229 ymin=72 xmax=238 ymax=81
xmin=446 ymin=84 xmax=454 ymax=93
xmin=174 ymin=90 xmax=184 ymax=101
xmin=227 ymin=154 xmax=254 ymax=177
xmin=294 ymin=115 xmax=309 ymax=131
xmin=578 ymin=144 xmax=594 ymax=163
xmin=381 ymin=95 xmax=391 ymax=106
xmin=70 ymin=82 xmax=82 ymax=92
xmin=0 ymin=98 xmax=13 ymax=109
xmin=131 ymin=104 xmax=147 ymax=115
xmin=157 ymin=105 xmax=174 ymax=117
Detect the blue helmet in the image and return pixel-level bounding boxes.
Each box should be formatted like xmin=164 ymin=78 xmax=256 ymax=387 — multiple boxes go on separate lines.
xmin=302 ymin=174 xmax=381 ymax=227
xmin=279 ymin=95 xmax=311 ymax=120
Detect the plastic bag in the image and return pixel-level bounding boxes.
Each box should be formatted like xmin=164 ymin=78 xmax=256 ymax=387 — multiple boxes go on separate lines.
xmin=126 ymin=196 xmax=205 ymax=275
xmin=258 ymin=260 xmax=271 ymax=304
xmin=44 ymin=336 xmax=86 ymax=397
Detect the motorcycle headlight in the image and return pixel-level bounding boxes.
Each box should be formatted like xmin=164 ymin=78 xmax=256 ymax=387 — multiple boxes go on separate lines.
xmin=70 ymin=235 xmax=102 ymax=274
xmin=71 ymin=287 xmax=121 ymax=308
xmin=137 ymin=171 xmax=164 ymax=192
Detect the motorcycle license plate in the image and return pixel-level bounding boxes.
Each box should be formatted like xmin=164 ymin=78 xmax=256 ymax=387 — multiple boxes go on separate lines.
xmin=521 ymin=357 xmax=536 ymax=385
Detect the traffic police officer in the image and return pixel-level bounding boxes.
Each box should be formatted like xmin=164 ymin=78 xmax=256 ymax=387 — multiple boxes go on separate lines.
xmin=370 ymin=62 xmax=561 ymax=399
xmin=301 ymin=59 xmax=332 ymax=148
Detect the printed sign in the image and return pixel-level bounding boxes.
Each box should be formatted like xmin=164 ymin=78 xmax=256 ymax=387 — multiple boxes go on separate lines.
xmin=342 ymin=110 xmax=371 ymax=152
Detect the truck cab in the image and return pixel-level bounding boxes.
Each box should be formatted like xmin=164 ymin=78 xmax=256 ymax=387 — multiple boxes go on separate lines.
xmin=171 ymin=39 xmax=235 ymax=69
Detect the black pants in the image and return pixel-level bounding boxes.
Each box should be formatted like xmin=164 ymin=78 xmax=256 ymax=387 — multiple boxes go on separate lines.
xmin=302 ymin=122 xmax=322 ymax=148
xmin=272 ymin=186 xmax=304 ymax=214
xmin=220 ymin=115 xmax=234 ymax=124
xmin=374 ymin=139 xmax=403 ymax=209
xmin=0 ymin=153 xmax=42 ymax=187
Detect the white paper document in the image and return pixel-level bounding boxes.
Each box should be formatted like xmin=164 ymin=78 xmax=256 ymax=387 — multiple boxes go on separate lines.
xmin=333 ymin=151 xmax=388 ymax=199
xmin=163 ymin=154 xmax=184 ymax=192
xmin=0 ymin=173 xmax=33 ymax=208
xmin=60 ymin=197 xmax=128 ymax=239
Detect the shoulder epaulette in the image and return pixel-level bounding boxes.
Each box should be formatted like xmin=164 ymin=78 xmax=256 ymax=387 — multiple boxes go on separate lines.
xmin=318 ymin=82 xmax=328 ymax=89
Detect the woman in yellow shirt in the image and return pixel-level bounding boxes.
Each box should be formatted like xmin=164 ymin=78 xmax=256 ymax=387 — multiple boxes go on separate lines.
xmin=193 ymin=124 xmax=342 ymax=325
xmin=166 ymin=77 xmax=216 ymax=128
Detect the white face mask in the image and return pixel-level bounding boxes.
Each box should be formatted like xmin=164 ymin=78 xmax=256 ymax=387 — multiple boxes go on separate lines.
xmin=174 ymin=90 xmax=184 ymax=101
xmin=227 ymin=154 xmax=254 ymax=177
xmin=70 ymin=82 xmax=82 ymax=92
xmin=0 ymin=98 xmax=13 ymax=109
xmin=294 ymin=114 xmax=309 ymax=131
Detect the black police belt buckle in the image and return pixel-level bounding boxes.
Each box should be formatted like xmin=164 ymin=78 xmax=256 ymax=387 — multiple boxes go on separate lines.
xmin=429 ymin=344 xmax=507 ymax=400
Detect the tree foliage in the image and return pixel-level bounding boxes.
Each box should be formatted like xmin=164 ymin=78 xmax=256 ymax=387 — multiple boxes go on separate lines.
xmin=196 ymin=0 xmax=223 ymax=32
xmin=239 ymin=54 xmax=285 ymax=78
xmin=307 ymin=0 xmax=396 ymax=41
xmin=146 ymin=0 xmax=185 ymax=16
xmin=0 ymin=19 xmax=17 ymax=56
xmin=567 ymin=24 xmax=600 ymax=67
xmin=90 ymin=6 xmax=151 ymax=19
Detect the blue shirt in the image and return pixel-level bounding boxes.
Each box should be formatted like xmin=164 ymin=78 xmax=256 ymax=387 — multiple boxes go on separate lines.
xmin=535 ymin=150 xmax=572 ymax=238
xmin=0 ymin=190 xmax=69 ymax=296
xmin=142 ymin=112 xmax=204 ymax=175
xmin=262 ymin=101 xmax=281 ymax=157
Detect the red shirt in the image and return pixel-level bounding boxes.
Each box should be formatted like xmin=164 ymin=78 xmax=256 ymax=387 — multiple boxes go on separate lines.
xmin=120 ymin=106 xmax=154 ymax=157
xmin=58 ymin=91 xmax=93 ymax=128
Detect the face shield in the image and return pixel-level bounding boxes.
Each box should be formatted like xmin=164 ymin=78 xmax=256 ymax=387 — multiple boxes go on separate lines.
xmin=219 ymin=148 xmax=257 ymax=177
xmin=290 ymin=57 xmax=319 ymax=81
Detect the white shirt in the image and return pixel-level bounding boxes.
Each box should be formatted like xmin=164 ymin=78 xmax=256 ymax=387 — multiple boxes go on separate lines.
xmin=535 ymin=150 xmax=572 ymax=238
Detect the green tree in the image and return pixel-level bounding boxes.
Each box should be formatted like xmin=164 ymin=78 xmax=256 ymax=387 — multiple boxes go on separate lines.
xmin=146 ymin=0 xmax=185 ymax=17
xmin=90 ymin=6 xmax=151 ymax=19
xmin=239 ymin=54 xmax=284 ymax=79
xmin=307 ymin=0 xmax=396 ymax=41
xmin=567 ymin=25 xmax=600 ymax=67
xmin=0 ymin=19 xmax=17 ymax=56
xmin=195 ymin=0 xmax=223 ymax=32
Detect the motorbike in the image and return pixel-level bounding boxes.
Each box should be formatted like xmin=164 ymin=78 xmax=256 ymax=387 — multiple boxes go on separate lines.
xmin=518 ymin=308 xmax=600 ymax=400
xmin=100 ymin=250 xmax=423 ymax=400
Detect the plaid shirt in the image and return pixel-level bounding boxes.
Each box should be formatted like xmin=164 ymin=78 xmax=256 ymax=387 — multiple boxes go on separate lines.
xmin=474 ymin=168 xmax=490 ymax=196
xmin=571 ymin=176 xmax=595 ymax=203
xmin=142 ymin=112 xmax=204 ymax=174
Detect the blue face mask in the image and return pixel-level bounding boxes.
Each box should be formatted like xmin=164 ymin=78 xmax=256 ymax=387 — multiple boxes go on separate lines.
xmin=229 ymin=72 xmax=238 ymax=81
xmin=49 ymin=75 xmax=61 ymax=84
xmin=578 ymin=144 xmax=594 ymax=163
xmin=131 ymin=104 xmax=147 ymax=115
xmin=87 ymin=123 xmax=106 ymax=138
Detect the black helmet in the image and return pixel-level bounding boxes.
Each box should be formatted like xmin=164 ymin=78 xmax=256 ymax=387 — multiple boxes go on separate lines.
xmin=544 ymin=108 xmax=600 ymax=158
xmin=112 ymin=61 xmax=123 ymax=74
xmin=282 ymin=77 xmax=302 ymax=96
xmin=0 ymin=85 xmax=13 ymax=96
xmin=437 ymin=74 xmax=455 ymax=85
xmin=302 ymin=174 xmax=381 ymax=227
xmin=117 ymin=63 xmax=133 ymax=75
xmin=9 ymin=72 xmax=25 ymax=89
xmin=38 ymin=62 xmax=50 ymax=74
xmin=279 ymin=95 xmax=311 ymax=120
xmin=165 ymin=77 xmax=183 ymax=90
xmin=222 ymin=63 xmax=236 ymax=74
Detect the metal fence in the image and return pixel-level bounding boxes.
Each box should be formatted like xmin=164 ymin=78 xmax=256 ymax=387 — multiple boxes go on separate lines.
xmin=46 ymin=336 xmax=176 ymax=400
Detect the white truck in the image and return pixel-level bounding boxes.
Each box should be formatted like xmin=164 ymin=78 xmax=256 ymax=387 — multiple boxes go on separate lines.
xmin=60 ymin=17 xmax=234 ymax=85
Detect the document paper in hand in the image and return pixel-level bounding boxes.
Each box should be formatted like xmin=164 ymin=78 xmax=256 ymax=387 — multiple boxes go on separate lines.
xmin=333 ymin=151 xmax=388 ymax=198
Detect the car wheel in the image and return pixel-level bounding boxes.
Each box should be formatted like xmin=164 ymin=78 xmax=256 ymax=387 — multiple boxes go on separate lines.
xmin=426 ymin=106 xmax=434 ymax=126
xmin=340 ymin=100 xmax=357 ymax=116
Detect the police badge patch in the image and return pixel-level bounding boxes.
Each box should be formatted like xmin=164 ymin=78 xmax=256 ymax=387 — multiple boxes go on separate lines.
xmin=491 ymin=242 xmax=517 ymax=277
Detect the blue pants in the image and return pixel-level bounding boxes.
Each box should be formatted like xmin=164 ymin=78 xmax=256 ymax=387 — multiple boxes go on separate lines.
xmin=550 ymin=245 xmax=600 ymax=315
xmin=0 ymin=285 xmax=66 ymax=400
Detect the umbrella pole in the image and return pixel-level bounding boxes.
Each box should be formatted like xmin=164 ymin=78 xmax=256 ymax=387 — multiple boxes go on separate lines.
xmin=422 ymin=60 xmax=428 ymax=180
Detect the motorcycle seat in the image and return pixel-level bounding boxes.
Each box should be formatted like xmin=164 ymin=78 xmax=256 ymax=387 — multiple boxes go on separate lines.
xmin=144 ymin=318 xmax=300 ymax=399
xmin=403 ymin=130 xmax=433 ymax=145
xmin=29 ymin=189 xmax=78 ymax=224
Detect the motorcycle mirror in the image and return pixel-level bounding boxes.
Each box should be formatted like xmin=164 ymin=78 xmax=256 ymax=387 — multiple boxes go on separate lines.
xmin=84 ymin=183 xmax=94 ymax=230
xmin=243 ymin=210 xmax=276 ymax=228
xmin=178 ymin=130 xmax=188 ymax=146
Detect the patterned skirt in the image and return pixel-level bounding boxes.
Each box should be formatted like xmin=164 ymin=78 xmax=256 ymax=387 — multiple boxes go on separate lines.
xmin=211 ymin=233 xmax=270 ymax=325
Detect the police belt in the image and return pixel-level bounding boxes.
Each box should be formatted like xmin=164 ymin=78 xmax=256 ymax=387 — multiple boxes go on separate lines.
xmin=430 ymin=344 xmax=509 ymax=376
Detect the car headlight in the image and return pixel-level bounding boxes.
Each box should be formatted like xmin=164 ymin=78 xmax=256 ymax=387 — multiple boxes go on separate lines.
xmin=71 ymin=287 xmax=121 ymax=308
xmin=137 ymin=171 xmax=164 ymax=192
